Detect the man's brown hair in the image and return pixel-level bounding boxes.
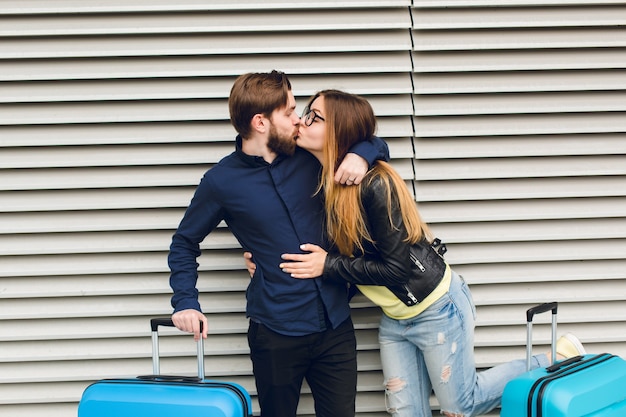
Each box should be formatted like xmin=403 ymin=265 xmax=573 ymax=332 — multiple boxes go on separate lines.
xmin=228 ymin=70 xmax=292 ymax=138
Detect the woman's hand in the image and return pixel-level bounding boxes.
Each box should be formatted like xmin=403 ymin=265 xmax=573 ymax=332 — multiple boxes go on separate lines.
xmin=243 ymin=251 xmax=256 ymax=277
xmin=280 ymin=243 xmax=327 ymax=278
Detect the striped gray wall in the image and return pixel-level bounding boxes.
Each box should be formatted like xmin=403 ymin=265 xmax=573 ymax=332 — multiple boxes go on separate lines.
xmin=1 ymin=1 xmax=625 ymax=416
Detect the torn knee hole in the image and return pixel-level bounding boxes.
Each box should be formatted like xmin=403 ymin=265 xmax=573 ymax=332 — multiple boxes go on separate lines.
xmin=385 ymin=377 xmax=406 ymax=392
xmin=442 ymin=411 xmax=465 ymax=417
xmin=440 ymin=365 xmax=452 ymax=383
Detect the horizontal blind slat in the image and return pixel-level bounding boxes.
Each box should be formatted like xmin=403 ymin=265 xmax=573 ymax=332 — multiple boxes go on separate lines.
xmin=0 ymin=31 xmax=411 ymax=59
xmin=0 ymin=9 xmax=410 ymax=36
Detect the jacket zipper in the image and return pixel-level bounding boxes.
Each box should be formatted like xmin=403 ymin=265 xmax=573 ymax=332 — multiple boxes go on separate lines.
xmin=409 ymin=253 xmax=426 ymax=272
xmin=403 ymin=285 xmax=419 ymax=305
xmin=407 ymin=252 xmax=425 ymax=305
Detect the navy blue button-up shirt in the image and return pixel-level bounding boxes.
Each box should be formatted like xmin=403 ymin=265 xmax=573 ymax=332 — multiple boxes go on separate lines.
xmin=168 ymin=136 xmax=388 ymax=336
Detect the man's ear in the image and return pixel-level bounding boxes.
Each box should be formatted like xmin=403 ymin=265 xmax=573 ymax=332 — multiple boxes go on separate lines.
xmin=250 ymin=113 xmax=268 ymax=134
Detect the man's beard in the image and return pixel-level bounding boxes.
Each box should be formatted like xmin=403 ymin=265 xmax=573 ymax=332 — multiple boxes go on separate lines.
xmin=267 ymin=124 xmax=297 ymax=156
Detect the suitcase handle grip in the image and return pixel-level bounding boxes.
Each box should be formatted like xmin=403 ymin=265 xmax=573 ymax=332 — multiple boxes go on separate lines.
xmin=526 ymin=302 xmax=558 ymax=322
xmin=150 ymin=317 xmax=204 ymax=335
xmin=137 ymin=374 xmax=202 ymax=383
xmin=545 ymin=355 xmax=584 ymax=373
xmin=150 ymin=317 xmax=205 ymax=379
xmin=151 ymin=317 xmax=176 ymax=332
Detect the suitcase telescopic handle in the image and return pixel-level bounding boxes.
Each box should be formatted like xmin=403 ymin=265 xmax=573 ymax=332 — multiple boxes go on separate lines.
xmin=150 ymin=318 xmax=205 ymax=379
xmin=526 ymin=302 xmax=558 ymax=323
xmin=525 ymin=302 xmax=558 ymax=371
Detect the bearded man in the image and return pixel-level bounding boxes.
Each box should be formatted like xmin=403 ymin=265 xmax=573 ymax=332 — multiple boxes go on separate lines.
xmin=168 ymin=70 xmax=389 ymax=417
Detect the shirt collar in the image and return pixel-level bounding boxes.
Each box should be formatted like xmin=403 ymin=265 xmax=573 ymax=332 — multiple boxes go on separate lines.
xmin=234 ymin=135 xmax=288 ymax=167
xmin=235 ymin=135 xmax=268 ymax=167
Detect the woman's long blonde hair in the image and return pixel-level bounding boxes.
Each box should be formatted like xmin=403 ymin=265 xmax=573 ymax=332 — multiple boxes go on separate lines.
xmin=310 ymin=90 xmax=431 ymax=256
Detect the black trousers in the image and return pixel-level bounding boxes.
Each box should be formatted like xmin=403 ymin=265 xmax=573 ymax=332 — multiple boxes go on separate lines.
xmin=247 ymin=317 xmax=357 ymax=417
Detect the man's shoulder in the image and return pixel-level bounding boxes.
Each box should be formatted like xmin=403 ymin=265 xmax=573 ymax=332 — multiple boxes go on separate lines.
xmin=195 ymin=151 xmax=241 ymax=186
xmin=205 ymin=151 xmax=244 ymax=174
xmin=216 ymin=150 xmax=240 ymax=165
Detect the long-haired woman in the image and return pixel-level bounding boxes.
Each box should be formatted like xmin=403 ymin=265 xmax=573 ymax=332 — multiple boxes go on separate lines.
xmin=278 ymin=89 xmax=585 ymax=417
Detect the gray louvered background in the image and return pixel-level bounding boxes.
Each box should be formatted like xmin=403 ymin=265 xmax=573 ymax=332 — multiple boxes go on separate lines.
xmin=1 ymin=1 xmax=625 ymax=416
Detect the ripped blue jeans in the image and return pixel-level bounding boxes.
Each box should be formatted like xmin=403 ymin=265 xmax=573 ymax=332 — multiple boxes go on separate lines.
xmin=378 ymin=271 xmax=549 ymax=417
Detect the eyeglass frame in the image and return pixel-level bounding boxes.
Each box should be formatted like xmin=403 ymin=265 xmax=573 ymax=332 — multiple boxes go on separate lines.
xmin=301 ymin=106 xmax=325 ymax=127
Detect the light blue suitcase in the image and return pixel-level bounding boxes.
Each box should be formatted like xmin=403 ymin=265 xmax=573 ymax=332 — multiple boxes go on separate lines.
xmin=78 ymin=318 xmax=252 ymax=417
xmin=501 ymin=302 xmax=626 ymax=417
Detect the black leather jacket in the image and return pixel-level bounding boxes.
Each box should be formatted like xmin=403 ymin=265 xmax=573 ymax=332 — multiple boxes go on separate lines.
xmin=323 ymin=174 xmax=447 ymax=307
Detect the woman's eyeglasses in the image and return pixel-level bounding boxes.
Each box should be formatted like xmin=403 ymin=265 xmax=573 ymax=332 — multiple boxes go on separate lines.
xmin=301 ymin=107 xmax=325 ymax=127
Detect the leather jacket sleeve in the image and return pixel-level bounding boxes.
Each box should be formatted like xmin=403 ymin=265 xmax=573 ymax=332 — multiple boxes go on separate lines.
xmin=322 ymin=174 xmax=415 ymax=286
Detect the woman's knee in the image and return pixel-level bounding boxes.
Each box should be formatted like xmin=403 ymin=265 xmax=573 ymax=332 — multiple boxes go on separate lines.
xmin=384 ymin=376 xmax=409 ymax=415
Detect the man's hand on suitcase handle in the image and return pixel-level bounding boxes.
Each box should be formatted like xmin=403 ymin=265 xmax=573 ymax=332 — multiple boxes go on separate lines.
xmin=172 ymin=309 xmax=208 ymax=341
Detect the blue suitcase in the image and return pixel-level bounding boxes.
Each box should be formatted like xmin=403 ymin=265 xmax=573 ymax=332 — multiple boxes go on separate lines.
xmin=501 ymin=302 xmax=626 ymax=417
xmin=78 ymin=318 xmax=252 ymax=417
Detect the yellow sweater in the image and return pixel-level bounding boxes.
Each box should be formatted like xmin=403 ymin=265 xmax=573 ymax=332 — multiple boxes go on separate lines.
xmin=357 ymin=264 xmax=452 ymax=320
